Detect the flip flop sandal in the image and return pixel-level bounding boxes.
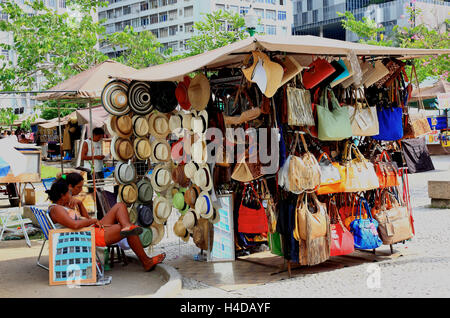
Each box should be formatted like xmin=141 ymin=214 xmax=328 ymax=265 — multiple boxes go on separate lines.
xmin=120 ymin=225 xmax=143 ymax=237
xmin=145 ymin=253 xmax=166 ymax=272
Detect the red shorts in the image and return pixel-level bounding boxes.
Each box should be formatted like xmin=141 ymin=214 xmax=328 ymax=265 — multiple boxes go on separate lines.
xmin=94 ymin=227 xmax=106 ymax=247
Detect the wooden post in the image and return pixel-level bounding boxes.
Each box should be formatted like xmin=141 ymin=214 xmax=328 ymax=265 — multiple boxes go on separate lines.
xmin=57 ymin=104 xmax=64 ymax=174
xmin=88 ymin=102 xmax=97 ymax=218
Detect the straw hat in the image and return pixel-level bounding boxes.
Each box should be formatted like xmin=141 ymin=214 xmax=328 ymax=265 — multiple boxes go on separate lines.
xmin=242 ymin=51 xmax=283 ymax=98
xmin=182 ymin=209 xmax=199 ymax=234
xmin=171 ymin=164 xmax=190 ymax=188
xmin=149 ymin=222 xmax=165 ymax=245
xmin=136 ymin=204 xmax=154 ymax=228
xmin=171 ymin=137 xmax=189 ymax=165
xmin=193 ymin=163 xmax=213 ymax=192
xmin=148 ymin=112 xmax=170 ymax=139
xmin=173 ymin=215 xmax=190 ymax=242
xmin=128 ymin=205 xmax=138 ymax=224
xmin=150 ymin=139 xmax=171 ymax=163
xmin=150 ymin=164 xmax=172 ymax=192
xmin=175 ymin=76 xmax=192 ymax=111
xmin=172 ymin=188 xmax=189 ymax=215
xmin=184 ymin=184 xmax=201 ymax=209
xmin=191 ymin=139 xmax=208 ymax=164
xmin=209 ymin=208 xmax=220 ymax=225
xmin=139 ymin=227 xmax=153 ymax=248
xmin=191 ymin=110 xmax=208 ymax=135
xmin=109 ymin=115 xmax=133 ymax=139
xmin=152 ymin=81 xmax=178 ymax=114
xmin=195 ymin=191 xmax=213 ymax=219
xmin=128 ymin=81 xmax=153 ymax=115
xmin=132 ymin=115 xmax=150 ymax=137
xmin=188 ymin=74 xmax=210 ymax=111
xmin=184 ymin=161 xmax=200 ymax=179
xmin=114 ymin=161 xmax=136 ymax=185
xmin=153 ymin=195 xmax=172 ymax=224
xmin=134 ymin=137 xmax=151 ymax=161
xmin=169 ymin=111 xmax=192 ymax=138
xmin=101 ymin=80 xmax=130 ymax=116
xmin=111 ymin=136 xmax=134 ymax=162
xmin=136 ymin=177 xmax=154 ymax=204
xmin=192 ymin=218 xmax=213 ymax=251
xmin=118 ymin=183 xmax=138 ymax=205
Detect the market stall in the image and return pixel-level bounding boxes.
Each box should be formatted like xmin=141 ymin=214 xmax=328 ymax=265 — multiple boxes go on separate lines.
xmin=96 ymin=34 xmax=449 ymax=272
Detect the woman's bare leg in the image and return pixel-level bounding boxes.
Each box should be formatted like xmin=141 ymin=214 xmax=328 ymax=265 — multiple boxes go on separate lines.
xmin=99 ymin=202 xmax=133 ymax=230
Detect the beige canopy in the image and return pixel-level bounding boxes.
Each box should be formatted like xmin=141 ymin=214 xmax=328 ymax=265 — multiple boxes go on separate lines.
xmin=75 ymin=106 xmax=109 ymax=128
xmin=411 ymin=79 xmax=450 ymax=101
xmin=35 ymin=60 xmax=138 ymax=101
xmin=116 ymin=35 xmax=450 ymax=82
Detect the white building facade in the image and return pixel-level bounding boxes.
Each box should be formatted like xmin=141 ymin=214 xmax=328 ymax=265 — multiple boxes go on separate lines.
xmin=98 ymin=0 xmax=294 ymax=56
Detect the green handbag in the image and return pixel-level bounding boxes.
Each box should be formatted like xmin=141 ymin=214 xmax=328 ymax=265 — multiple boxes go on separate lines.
xmin=268 ymin=232 xmax=284 ymax=257
xmin=317 ymin=88 xmax=353 ymax=141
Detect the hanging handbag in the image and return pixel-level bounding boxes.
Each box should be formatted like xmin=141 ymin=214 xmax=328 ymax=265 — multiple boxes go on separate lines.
xmin=372 ymin=83 xmax=404 ymax=141
xmin=331 ymin=59 xmax=353 ymax=88
xmin=329 ymin=197 xmax=354 ymax=256
xmin=403 ymin=64 xmax=432 ymax=139
xmin=299 ymin=133 xmax=321 ymax=191
xmin=317 ymin=88 xmax=353 ymax=141
xmin=316 ymin=151 xmax=346 ymax=195
xmin=294 ymin=193 xmax=328 ymax=241
xmin=363 ymin=60 xmax=390 ymax=88
xmin=286 ymin=85 xmax=315 ymax=127
xmin=350 ymin=198 xmax=383 ymax=250
xmin=342 ymin=142 xmax=380 ymax=192
xmin=237 ymin=183 xmax=269 ymax=234
xmin=374 ymin=191 xmax=414 ymax=245
xmin=372 ymin=151 xmax=400 ymax=188
xmin=268 ymin=231 xmax=284 ymax=256
xmin=302 ymin=58 xmax=336 ymax=90
xmin=347 ymin=88 xmax=379 ymax=136
xmin=260 ymin=178 xmax=277 ymax=234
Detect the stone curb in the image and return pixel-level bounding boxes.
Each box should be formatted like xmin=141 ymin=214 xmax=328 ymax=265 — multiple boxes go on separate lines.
xmin=151 ymin=264 xmax=183 ymax=298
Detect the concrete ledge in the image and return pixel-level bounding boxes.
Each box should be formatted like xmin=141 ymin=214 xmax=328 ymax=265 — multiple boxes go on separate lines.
xmin=151 ymin=264 xmax=182 ymax=298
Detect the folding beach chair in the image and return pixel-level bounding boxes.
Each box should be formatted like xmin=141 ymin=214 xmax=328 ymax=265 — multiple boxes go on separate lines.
xmin=30 ymin=206 xmax=111 ymax=286
xmin=0 ymin=207 xmax=32 ymax=247
xmin=42 ymin=178 xmax=56 ymax=191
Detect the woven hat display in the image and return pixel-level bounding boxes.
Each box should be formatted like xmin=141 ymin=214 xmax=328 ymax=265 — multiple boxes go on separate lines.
xmin=136 ymin=204 xmax=154 ymax=228
xmin=118 ymin=183 xmax=138 ymax=204
xmin=195 ymin=191 xmax=214 ymax=219
xmin=134 ymin=137 xmax=152 ymax=161
xmin=175 ymin=76 xmax=192 ymax=111
xmin=173 ymin=215 xmax=190 ymax=242
xmin=184 ymin=161 xmax=200 ymax=179
xmin=153 ymin=195 xmax=172 ymax=224
xmin=128 ymin=81 xmax=153 ymax=115
xmin=148 ymin=112 xmax=170 ymax=139
xmin=209 ymin=208 xmax=220 ymax=225
xmin=171 ymin=164 xmax=190 ymax=188
xmin=150 ymin=139 xmax=171 ymax=163
xmin=182 ymin=209 xmax=198 ymax=234
xmin=150 ymin=164 xmax=172 ymax=192
xmin=152 ymin=81 xmax=178 ymax=113
xmin=191 ymin=110 xmax=208 ymax=135
xmin=169 ymin=111 xmax=192 ymax=138
xmin=111 ymin=136 xmax=134 ymax=162
xmin=193 ymin=163 xmax=213 ymax=192
xmin=132 ymin=115 xmax=150 ymax=137
xmin=171 ymin=137 xmax=189 ymax=165
xmin=138 ymin=227 xmax=153 ymax=248
xmin=172 ymin=188 xmax=189 ymax=215
xmin=108 ymin=115 xmax=133 ymax=138
xmin=192 ymin=218 xmax=213 ymax=251
xmin=136 ymin=177 xmax=153 ymax=204
xmin=191 ymin=139 xmax=208 ymax=164
xmin=149 ymin=222 xmax=164 ymax=246
xmin=184 ymin=184 xmax=201 ymax=209
xmin=188 ymin=74 xmax=210 ymax=111
xmin=114 ymin=161 xmax=136 ymax=185
xmin=101 ymin=80 xmax=130 ymax=116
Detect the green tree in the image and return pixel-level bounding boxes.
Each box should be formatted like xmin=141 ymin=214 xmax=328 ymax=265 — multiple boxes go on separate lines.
xmin=0 ymin=108 xmax=19 ymax=130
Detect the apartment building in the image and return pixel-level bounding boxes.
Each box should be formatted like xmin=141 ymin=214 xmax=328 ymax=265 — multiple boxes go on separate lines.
xmin=293 ymin=0 xmax=450 ymax=41
xmin=98 ymin=0 xmax=293 ymax=57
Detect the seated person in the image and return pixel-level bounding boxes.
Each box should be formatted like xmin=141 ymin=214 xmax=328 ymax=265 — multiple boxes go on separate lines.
xmin=46 ymin=178 xmax=165 ymax=272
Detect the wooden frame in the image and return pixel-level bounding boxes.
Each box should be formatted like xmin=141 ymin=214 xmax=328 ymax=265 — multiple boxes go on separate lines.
xmin=48 ymin=227 xmax=97 ymax=286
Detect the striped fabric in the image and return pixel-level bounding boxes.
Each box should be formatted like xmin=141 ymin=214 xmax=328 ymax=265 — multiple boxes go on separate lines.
xmin=30 ymin=207 xmax=55 ymax=240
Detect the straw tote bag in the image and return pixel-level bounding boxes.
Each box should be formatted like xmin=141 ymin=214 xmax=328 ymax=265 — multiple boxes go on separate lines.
xmin=374 ymin=192 xmax=413 ymax=245
xmin=286 ymin=85 xmax=315 ymax=127
xmin=347 ymin=88 xmax=379 ymax=136
xmin=294 ymin=193 xmax=328 ymax=241
xmin=342 ymin=142 xmax=380 ymax=192
xmin=317 ymin=88 xmax=353 ymax=141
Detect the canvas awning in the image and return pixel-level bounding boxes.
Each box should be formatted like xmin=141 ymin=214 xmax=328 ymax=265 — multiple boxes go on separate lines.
xmin=75 ymin=106 xmax=109 ymax=128
xmin=115 ymin=35 xmax=450 ymax=82
xmin=38 ymin=115 xmax=70 ymax=128
xmin=410 ymin=79 xmax=450 ymax=101
xmin=34 ymin=60 xmax=138 ymax=102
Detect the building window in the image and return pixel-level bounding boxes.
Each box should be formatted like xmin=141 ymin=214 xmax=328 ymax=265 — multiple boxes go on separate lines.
xmin=302 ymin=12 xmax=308 ymax=24
xmin=169 ymin=9 xmax=177 ymax=21
xmin=59 ymin=0 xmax=66 ymax=8
xmin=48 ymin=0 xmax=56 ymax=7
xmin=141 ymin=17 xmax=149 ymax=26
xmin=240 ymin=7 xmax=249 ymax=15
xmin=140 ymin=1 xmax=148 ymax=11
xmin=229 ymin=5 xmax=238 ymax=14
xmin=307 ymin=0 xmax=312 ymax=11
xmin=254 ymin=8 xmax=264 ymax=19
xmin=256 ymin=24 xmax=264 ymax=34
xmin=159 ymin=27 xmax=168 ymax=38
xmin=266 ymin=25 xmax=276 ymax=35
xmin=150 ymin=14 xmax=158 ymax=24
xmin=312 ymin=10 xmax=318 ymax=23
xmin=278 ymin=11 xmax=286 ymax=21
xmin=184 ymin=6 xmax=193 ymax=17
xmin=265 ymin=0 xmax=275 ymax=4
xmin=215 ymin=4 xmax=225 ymax=12
xmin=159 ymin=11 xmax=167 ymax=22
xmin=168 ymin=0 xmax=177 ymax=4
xmin=159 ymin=0 xmax=168 ymax=6
xmin=169 ymin=25 xmax=177 ymax=36
xmin=185 ymin=22 xmax=193 ymax=33
xmin=266 ymin=10 xmax=276 ymax=21
xmin=123 ymin=5 xmax=131 ymax=15
xmin=149 ymin=0 xmax=157 ymax=9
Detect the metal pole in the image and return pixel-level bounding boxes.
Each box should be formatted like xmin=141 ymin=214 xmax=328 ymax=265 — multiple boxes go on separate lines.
xmin=58 ymin=104 xmax=64 ymax=173
xmin=88 ymin=102 xmax=97 ymax=217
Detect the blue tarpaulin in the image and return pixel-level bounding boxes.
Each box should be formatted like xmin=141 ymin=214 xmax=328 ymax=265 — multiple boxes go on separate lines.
xmin=0 ymin=157 xmax=11 ymax=177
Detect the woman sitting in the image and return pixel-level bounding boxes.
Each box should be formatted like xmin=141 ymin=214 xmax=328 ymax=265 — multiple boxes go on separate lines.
xmin=46 ymin=178 xmax=165 ymax=272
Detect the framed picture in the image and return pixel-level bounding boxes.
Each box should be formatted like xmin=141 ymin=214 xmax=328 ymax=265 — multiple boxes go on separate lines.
xmin=48 ymin=227 xmax=97 ymax=286
xmin=208 ymin=194 xmax=235 ymax=262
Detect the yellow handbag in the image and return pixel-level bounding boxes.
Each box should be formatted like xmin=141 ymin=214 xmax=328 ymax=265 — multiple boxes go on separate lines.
xmin=343 ymin=141 xmax=380 ymax=192
xmin=294 ymin=193 xmax=328 ymax=241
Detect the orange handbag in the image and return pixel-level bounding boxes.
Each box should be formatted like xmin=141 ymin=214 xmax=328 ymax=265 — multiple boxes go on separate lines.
xmin=316 ymin=152 xmax=346 ymax=195
xmin=373 ymin=151 xmax=400 ymax=188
